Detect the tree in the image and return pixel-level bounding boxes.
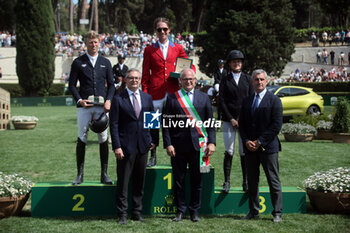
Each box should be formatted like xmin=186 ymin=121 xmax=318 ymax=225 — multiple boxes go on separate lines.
xmin=197 ymin=0 xmax=295 ymax=78
xmin=319 ymin=0 xmax=350 ymax=27
xmin=77 ymin=0 xmax=88 ymax=32
xmin=69 ymin=0 xmax=74 ymax=32
xmin=0 ymin=0 xmax=17 ymax=32
xmin=89 ymin=0 xmax=98 ymax=31
xmin=16 ymin=0 xmax=56 ymax=96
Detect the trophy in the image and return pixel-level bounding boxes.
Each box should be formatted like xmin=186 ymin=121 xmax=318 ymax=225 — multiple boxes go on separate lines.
xmin=170 ymin=57 xmax=193 ymax=78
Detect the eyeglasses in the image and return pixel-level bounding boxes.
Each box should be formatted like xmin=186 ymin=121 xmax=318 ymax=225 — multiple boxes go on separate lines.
xmin=157 ymin=27 xmax=168 ymax=33
xmin=181 ymin=78 xmax=195 ymax=82
xmin=127 ymin=76 xmax=140 ymax=81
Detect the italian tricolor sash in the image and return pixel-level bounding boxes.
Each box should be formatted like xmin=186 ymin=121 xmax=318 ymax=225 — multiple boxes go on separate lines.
xmin=174 ymin=88 xmax=210 ymax=173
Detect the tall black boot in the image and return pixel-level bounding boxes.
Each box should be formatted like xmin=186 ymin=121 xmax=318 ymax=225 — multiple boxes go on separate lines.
xmin=222 ymin=151 xmax=233 ymax=193
xmin=147 ymin=147 xmax=157 ymax=167
xmin=240 ymin=155 xmax=248 ymax=192
xmin=72 ymin=138 xmax=85 ymax=185
xmin=100 ymin=140 xmax=113 ymax=185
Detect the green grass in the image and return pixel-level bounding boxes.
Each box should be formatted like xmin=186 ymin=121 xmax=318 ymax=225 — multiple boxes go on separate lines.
xmin=0 ymin=106 xmax=350 ymax=233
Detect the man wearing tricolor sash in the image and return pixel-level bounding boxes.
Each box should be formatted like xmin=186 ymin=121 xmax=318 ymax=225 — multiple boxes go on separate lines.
xmin=162 ymin=68 xmax=216 ymax=222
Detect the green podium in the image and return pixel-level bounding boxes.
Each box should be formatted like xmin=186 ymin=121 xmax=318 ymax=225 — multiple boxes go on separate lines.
xmin=31 ymin=165 xmax=305 ymax=217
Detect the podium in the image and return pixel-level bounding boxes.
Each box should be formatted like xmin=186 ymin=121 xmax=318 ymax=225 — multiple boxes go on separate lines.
xmin=31 ymin=165 xmax=305 ymax=217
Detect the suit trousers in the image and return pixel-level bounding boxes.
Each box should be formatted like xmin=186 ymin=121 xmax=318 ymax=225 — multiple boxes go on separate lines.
xmin=246 ymin=151 xmax=282 ymax=216
xmin=116 ymin=148 xmax=148 ymax=216
xmin=171 ymin=148 xmax=202 ymax=215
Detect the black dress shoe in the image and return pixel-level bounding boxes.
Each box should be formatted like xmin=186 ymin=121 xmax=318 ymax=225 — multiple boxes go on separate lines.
xmin=119 ymin=216 xmax=127 ymax=225
xmin=147 ymin=156 xmax=156 ymax=167
xmin=273 ymin=215 xmax=282 ymax=223
xmin=172 ymin=212 xmax=184 ymax=222
xmin=242 ymin=213 xmax=259 ymax=220
xmin=222 ymin=182 xmax=230 ymax=193
xmin=190 ymin=213 xmax=200 ymax=222
xmin=131 ymin=214 xmax=145 ymax=222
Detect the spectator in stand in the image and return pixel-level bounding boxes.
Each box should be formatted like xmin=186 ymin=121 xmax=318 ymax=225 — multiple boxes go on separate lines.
xmin=316 ymin=50 xmax=322 ymax=63
xmin=340 ymin=51 xmax=345 ymax=66
xmin=330 ymin=50 xmax=335 ymax=65
xmin=346 ymin=31 xmax=350 ymax=45
xmin=311 ymin=32 xmax=317 ymax=47
xmin=322 ymin=49 xmax=328 ymax=64
xmin=341 ymin=30 xmax=346 ymax=45
xmin=328 ymin=32 xmax=333 ymax=46
xmin=322 ymin=31 xmax=328 ymax=47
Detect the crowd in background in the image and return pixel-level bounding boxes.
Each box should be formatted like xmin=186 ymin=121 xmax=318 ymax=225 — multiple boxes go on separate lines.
xmin=315 ymin=48 xmax=350 ymax=66
xmin=54 ymin=31 xmax=195 ymax=58
xmin=0 ymin=31 xmax=16 ymax=47
xmin=286 ymin=66 xmax=350 ymax=82
xmin=0 ymin=31 xmax=195 ymax=58
xmin=311 ymin=30 xmax=350 ymax=46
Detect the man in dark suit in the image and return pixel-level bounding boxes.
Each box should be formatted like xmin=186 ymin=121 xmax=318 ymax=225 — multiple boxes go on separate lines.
xmin=212 ymin=59 xmax=227 ymax=120
xmin=112 ymin=54 xmax=128 ymax=87
xmin=239 ymin=69 xmax=283 ymax=223
xmin=110 ymin=68 xmax=156 ymax=225
xmin=69 ymin=30 xmax=115 ymax=186
xmin=213 ymin=59 xmax=227 ymax=86
xmin=162 ymin=68 xmax=216 ymax=222
xmin=219 ymin=50 xmax=254 ymax=193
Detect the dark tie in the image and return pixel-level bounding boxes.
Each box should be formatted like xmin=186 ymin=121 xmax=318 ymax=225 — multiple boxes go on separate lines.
xmin=252 ymin=94 xmax=260 ymax=114
xmin=133 ymin=93 xmax=140 ymax=118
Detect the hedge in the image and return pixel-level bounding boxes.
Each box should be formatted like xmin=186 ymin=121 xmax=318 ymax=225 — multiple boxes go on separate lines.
xmin=279 ymin=82 xmax=350 ymax=92
xmin=0 ymin=83 xmax=65 ymax=97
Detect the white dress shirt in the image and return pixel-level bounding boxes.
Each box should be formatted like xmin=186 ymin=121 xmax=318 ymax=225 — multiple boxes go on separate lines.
xmin=158 ymin=40 xmax=169 ymax=60
xmin=232 ymin=72 xmax=241 ymax=86
xmin=86 ymin=52 xmax=98 ymax=67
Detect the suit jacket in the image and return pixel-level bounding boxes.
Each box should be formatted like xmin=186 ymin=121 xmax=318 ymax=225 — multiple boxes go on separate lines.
xmin=110 ymin=89 xmax=154 ymax=155
xmin=69 ymin=53 xmax=115 ymax=106
xmin=238 ymin=90 xmax=283 ymax=154
xmin=112 ymin=63 xmax=128 ymax=81
xmin=162 ymin=89 xmax=216 ymax=153
xmin=141 ymin=41 xmax=195 ymax=100
xmin=219 ymin=72 xmax=254 ymax=121
xmin=213 ymin=67 xmax=227 ymax=85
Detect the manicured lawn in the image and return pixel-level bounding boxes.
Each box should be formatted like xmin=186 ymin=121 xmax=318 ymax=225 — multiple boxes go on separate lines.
xmin=0 ymin=106 xmax=349 ymax=233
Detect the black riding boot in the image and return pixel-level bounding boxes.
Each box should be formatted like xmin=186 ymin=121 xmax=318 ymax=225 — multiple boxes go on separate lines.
xmin=147 ymin=147 xmax=157 ymax=167
xmin=240 ymin=155 xmax=248 ymax=192
xmin=100 ymin=140 xmax=113 ymax=185
xmin=72 ymin=138 xmax=85 ymax=185
xmin=222 ymin=151 xmax=233 ymax=193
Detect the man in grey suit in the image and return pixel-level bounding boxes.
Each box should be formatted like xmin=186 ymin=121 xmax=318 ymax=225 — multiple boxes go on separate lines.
xmin=239 ymin=69 xmax=283 ymax=223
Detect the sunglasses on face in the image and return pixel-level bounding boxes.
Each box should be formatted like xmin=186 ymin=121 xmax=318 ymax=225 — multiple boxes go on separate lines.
xmin=157 ymin=27 xmax=168 ymax=33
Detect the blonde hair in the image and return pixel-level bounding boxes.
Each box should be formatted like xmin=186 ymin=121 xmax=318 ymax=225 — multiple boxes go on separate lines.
xmin=84 ymin=30 xmax=99 ymax=43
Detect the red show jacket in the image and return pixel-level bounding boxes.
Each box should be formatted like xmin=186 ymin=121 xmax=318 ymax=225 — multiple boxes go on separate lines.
xmin=141 ymin=41 xmax=195 ymax=100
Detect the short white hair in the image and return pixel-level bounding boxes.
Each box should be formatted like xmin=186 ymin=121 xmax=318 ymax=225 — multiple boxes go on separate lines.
xmin=180 ymin=68 xmax=195 ymax=79
xmin=252 ymin=69 xmax=268 ymax=79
